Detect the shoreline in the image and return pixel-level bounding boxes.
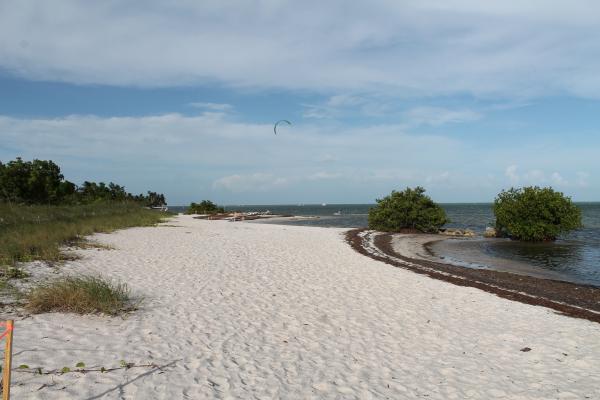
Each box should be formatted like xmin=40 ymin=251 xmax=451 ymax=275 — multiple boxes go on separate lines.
xmin=393 ymin=233 xmax=586 ymax=285
xmin=346 ymin=228 xmax=600 ymax=323
xmin=7 ymin=216 xmax=600 ymax=398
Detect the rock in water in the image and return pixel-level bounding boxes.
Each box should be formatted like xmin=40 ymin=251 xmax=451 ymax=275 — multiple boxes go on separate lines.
xmin=484 ymin=227 xmax=497 ymax=238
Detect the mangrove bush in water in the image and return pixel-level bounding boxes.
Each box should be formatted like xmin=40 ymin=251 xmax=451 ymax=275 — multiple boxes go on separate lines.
xmin=494 ymin=186 xmax=582 ymax=241
xmin=368 ymin=187 xmax=448 ymax=233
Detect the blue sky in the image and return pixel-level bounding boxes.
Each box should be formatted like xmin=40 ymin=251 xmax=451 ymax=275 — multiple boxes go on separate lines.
xmin=0 ymin=1 xmax=598 ymax=204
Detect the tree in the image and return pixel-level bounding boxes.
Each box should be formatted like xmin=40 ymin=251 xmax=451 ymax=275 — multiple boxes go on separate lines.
xmin=494 ymin=186 xmax=582 ymax=241
xmin=0 ymin=158 xmax=64 ymax=204
xmin=0 ymin=158 xmax=168 ymax=206
xmin=368 ymin=187 xmax=448 ymax=233
xmin=186 ymin=200 xmax=224 ymax=214
xmin=146 ymin=191 xmax=166 ymax=207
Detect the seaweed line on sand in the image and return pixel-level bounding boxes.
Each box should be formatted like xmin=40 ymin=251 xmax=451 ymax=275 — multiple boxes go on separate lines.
xmin=345 ymin=228 xmax=600 ymax=324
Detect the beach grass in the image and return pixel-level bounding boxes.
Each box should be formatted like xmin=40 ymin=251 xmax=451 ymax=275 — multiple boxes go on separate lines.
xmin=26 ymin=276 xmax=133 ymax=315
xmin=0 ymin=202 xmax=170 ymax=269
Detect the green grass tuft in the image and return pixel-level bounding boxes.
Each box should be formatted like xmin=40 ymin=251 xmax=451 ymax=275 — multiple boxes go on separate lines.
xmin=26 ymin=276 xmax=134 ymax=315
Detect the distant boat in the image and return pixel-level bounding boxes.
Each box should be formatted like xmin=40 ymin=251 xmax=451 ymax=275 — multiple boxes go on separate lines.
xmin=333 ymin=210 xmax=342 ymax=216
xmin=321 ymin=203 xmax=327 ymax=206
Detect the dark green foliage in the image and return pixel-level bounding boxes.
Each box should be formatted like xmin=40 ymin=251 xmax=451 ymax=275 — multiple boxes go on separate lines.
xmin=186 ymin=200 xmax=225 ymax=214
xmin=145 ymin=191 xmax=166 ymax=207
xmin=368 ymin=187 xmax=448 ymax=233
xmin=0 ymin=157 xmax=166 ymax=206
xmin=494 ymin=186 xmax=582 ymax=241
xmin=0 ymin=158 xmax=65 ymax=204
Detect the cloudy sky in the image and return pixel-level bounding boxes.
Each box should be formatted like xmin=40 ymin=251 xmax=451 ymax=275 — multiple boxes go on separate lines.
xmin=1 ymin=1 xmax=599 ymax=204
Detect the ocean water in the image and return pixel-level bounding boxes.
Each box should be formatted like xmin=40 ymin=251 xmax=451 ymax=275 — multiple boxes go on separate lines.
xmin=171 ymin=203 xmax=600 ymax=287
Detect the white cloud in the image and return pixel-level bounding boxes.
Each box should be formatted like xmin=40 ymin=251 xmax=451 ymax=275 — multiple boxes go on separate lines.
xmin=505 ymin=165 xmax=519 ymax=185
xmin=504 ymin=166 xmax=591 ymax=190
xmin=3 ymin=1 xmax=600 ymax=98
xmin=308 ymin=171 xmax=342 ymax=180
xmin=303 ymin=94 xmax=392 ymax=119
xmin=524 ymin=169 xmax=545 ymax=183
xmin=317 ymin=154 xmax=338 ymax=163
xmin=404 ymin=107 xmax=481 ymax=126
xmin=505 ymin=166 xmax=547 ymax=186
xmin=577 ymin=172 xmax=590 ymax=188
xmin=425 ymin=171 xmax=451 ymax=184
xmin=213 ymin=173 xmax=287 ymax=192
xmin=188 ymin=102 xmax=233 ymax=111
xmin=551 ymin=172 xmax=568 ymax=186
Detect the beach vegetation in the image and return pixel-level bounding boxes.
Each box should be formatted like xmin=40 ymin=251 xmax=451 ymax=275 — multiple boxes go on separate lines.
xmin=368 ymin=187 xmax=448 ymax=233
xmin=186 ymin=200 xmax=225 ymax=214
xmin=0 ymin=157 xmax=166 ymax=206
xmin=0 ymin=202 xmax=169 ymax=268
xmin=0 ymin=157 xmax=171 ymax=269
xmin=494 ymin=186 xmax=582 ymax=241
xmin=26 ymin=275 xmax=133 ymax=315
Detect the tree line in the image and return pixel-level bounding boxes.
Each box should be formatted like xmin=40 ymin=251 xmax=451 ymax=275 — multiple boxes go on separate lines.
xmin=0 ymin=158 xmax=166 ymax=207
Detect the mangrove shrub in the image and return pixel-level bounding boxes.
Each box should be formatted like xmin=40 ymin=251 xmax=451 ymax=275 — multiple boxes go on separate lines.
xmin=368 ymin=187 xmax=448 ymax=233
xmin=494 ymin=186 xmax=582 ymax=241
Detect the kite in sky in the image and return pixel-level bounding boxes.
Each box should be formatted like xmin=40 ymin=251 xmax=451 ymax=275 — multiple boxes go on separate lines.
xmin=273 ymin=120 xmax=291 ymax=135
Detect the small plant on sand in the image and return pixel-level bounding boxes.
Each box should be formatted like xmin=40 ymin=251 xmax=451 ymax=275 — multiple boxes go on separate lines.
xmin=1 ymin=266 xmax=29 ymax=279
xmin=368 ymin=187 xmax=448 ymax=233
xmin=494 ymin=186 xmax=582 ymax=241
xmin=26 ymin=276 xmax=133 ymax=315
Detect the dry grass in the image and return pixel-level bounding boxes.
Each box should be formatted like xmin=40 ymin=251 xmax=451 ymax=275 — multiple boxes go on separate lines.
xmin=26 ymin=276 xmax=134 ymax=315
xmin=0 ymin=203 xmax=169 ymax=268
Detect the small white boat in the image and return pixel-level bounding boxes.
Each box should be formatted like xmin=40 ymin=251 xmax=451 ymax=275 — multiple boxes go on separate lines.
xmin=321 ymin=203 xmax=327 ymax=206
xmin=333 ymin=210 xmax=342 ymax=216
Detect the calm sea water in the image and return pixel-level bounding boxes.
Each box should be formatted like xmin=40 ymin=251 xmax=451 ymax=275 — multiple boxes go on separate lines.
xmin=171 ymin=203 xmax=600 ymax=287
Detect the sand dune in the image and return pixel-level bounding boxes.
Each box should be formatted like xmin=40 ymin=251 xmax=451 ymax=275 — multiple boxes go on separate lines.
xmin=8 ymin=215 xmax=600 ymax=399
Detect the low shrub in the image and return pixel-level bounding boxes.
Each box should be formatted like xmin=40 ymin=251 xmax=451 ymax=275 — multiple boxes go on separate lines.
xmin=368 ymin=187 xmax=448 ymax=233
xmin=26 ymin=276 xmax=133 ymax=315
xmin=494 ymin=186 xmax=582 ymax=241
xmin=186 ymin=200 xmax=225 ymax=214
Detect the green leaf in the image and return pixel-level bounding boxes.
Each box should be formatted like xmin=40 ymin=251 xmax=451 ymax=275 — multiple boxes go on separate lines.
xmin=76 ymin=362 xmax=85 ymax=368
xmin=18 ymin=364 xmax=29 ymax=369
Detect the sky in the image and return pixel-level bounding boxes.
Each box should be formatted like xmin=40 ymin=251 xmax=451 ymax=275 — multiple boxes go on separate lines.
xmin=0 ymin=1 xmax=599 ymax=205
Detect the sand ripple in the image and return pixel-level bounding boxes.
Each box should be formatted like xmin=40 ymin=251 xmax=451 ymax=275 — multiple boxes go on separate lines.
xmin=7 ymin=215 xmax=600 ymax=399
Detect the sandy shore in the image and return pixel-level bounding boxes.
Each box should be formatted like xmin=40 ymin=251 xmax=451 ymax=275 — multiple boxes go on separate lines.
xmin=6 ymin=215 xmax=600 ymax=399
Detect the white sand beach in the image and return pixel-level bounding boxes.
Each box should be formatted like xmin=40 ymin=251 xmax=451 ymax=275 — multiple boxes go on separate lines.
xmin=8 ymin=215 xmax=600 ymax=399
